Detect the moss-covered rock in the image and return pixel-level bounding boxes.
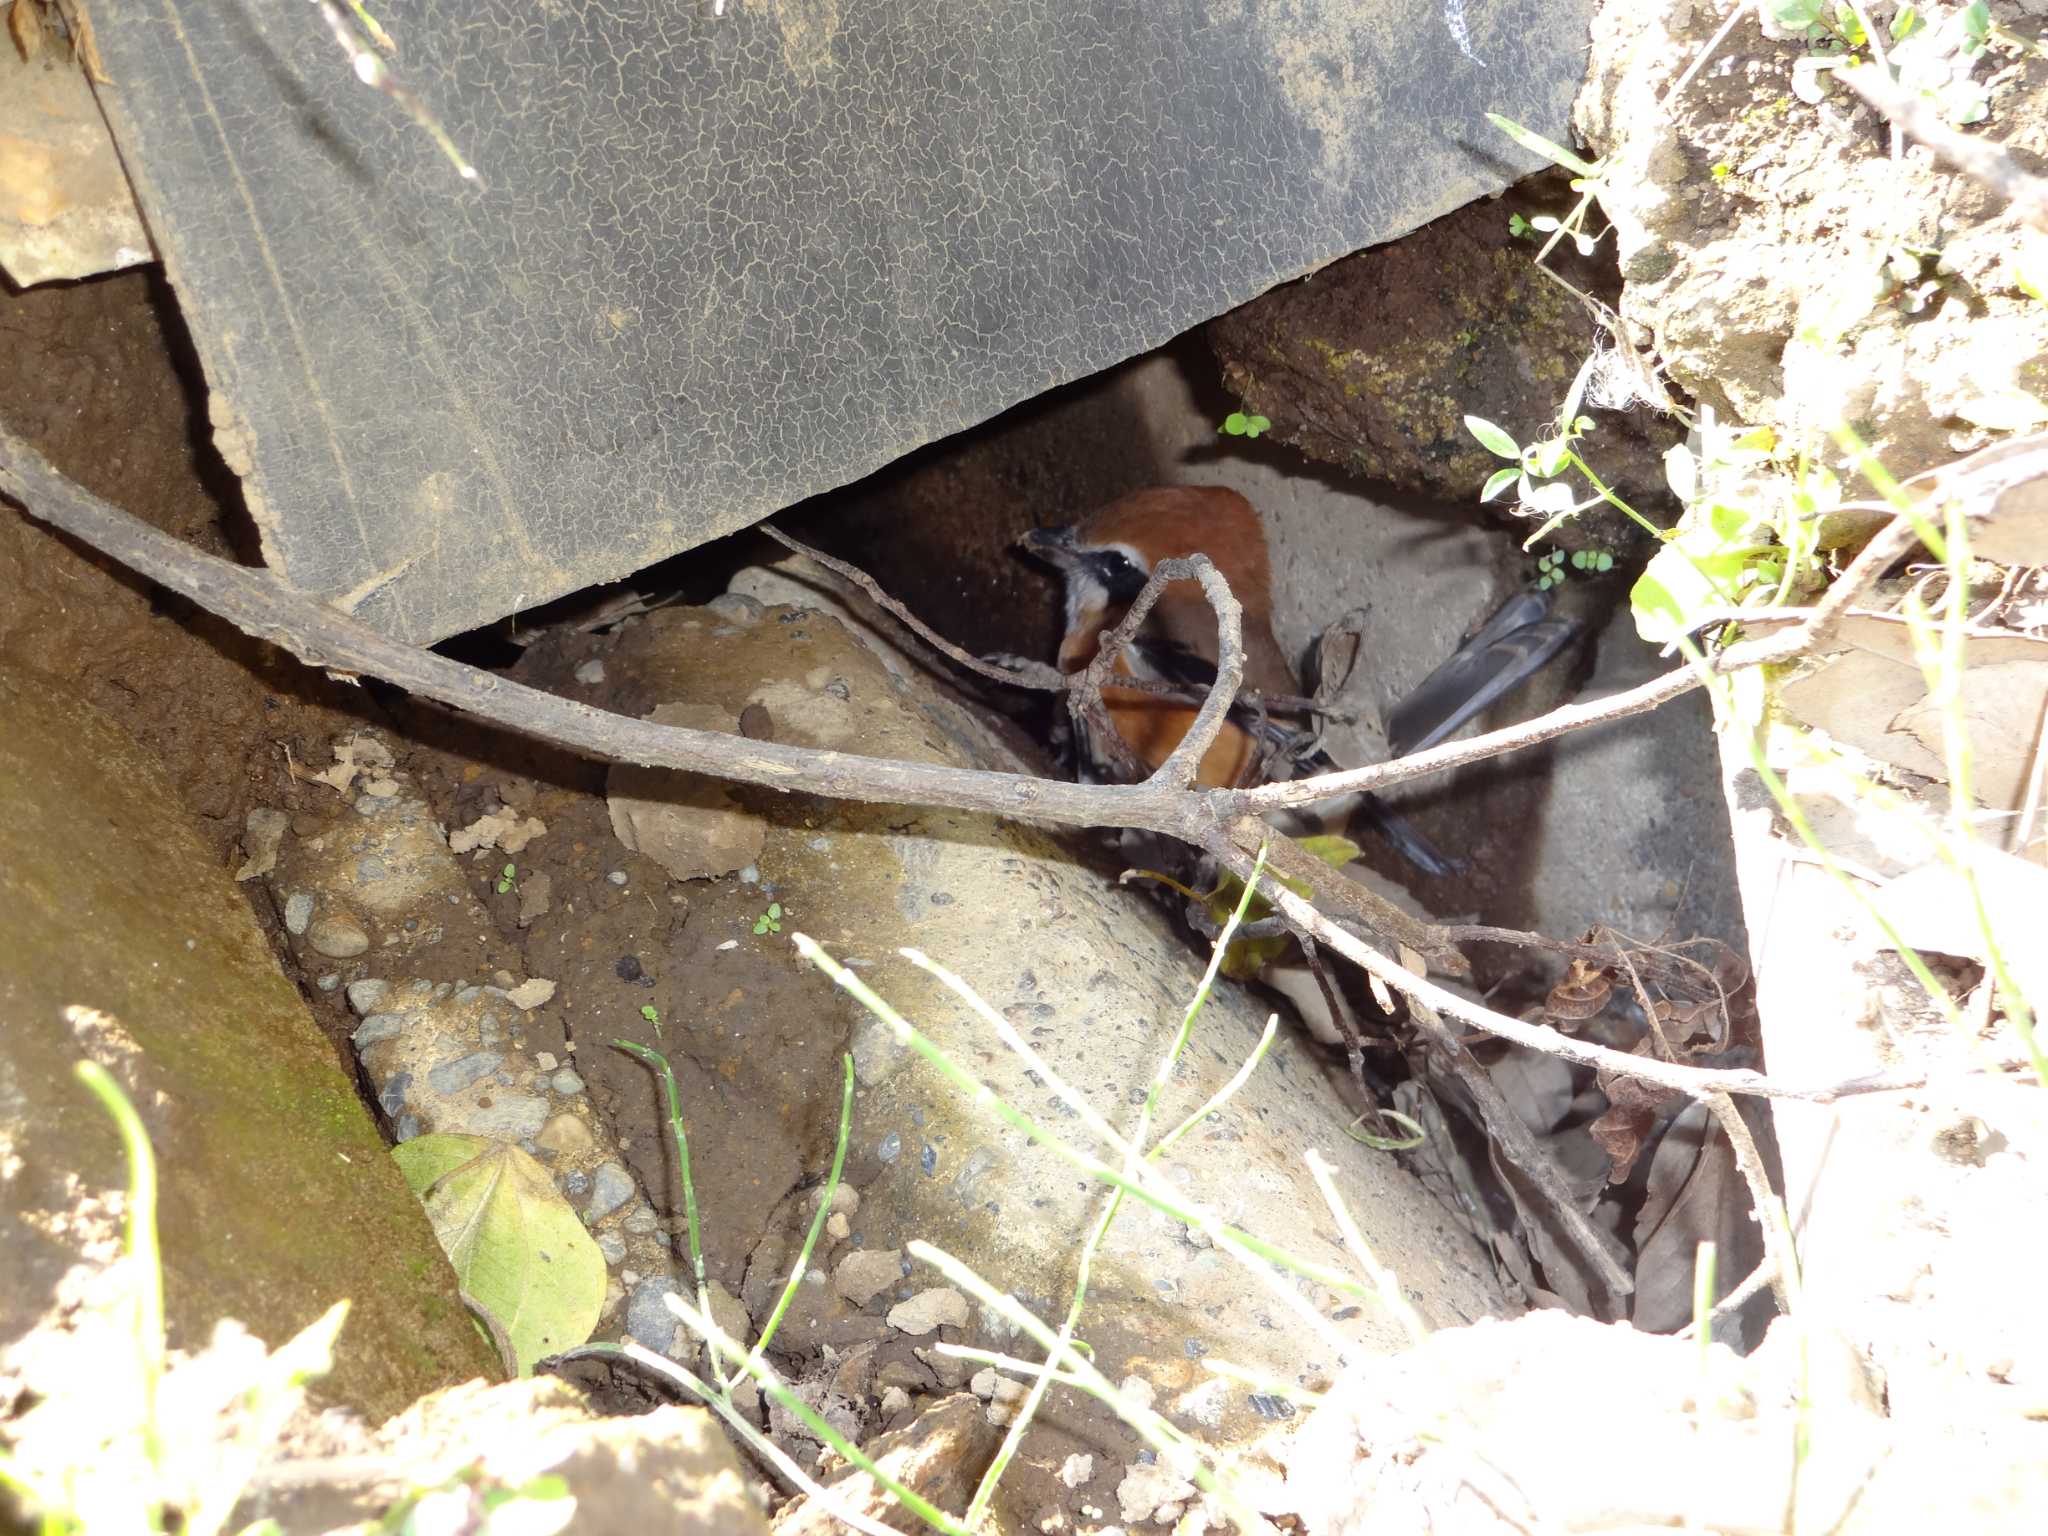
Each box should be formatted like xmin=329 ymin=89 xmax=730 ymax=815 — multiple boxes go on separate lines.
xmin=0 ymin=666 xmax=497 ymax=1420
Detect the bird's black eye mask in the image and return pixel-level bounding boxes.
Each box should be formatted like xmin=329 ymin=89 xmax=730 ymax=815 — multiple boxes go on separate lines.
xmin=1080 ymin=546 xmax=1151 ymax=606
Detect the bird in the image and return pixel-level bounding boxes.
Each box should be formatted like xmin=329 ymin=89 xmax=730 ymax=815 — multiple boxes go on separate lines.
xmin=1022 ymin=485 xmax=1296 ymax=792
xmin=1022 ymin=484 xmax=1471 ymax=877
xmin=1020 ymin=483 xmax=1579 ymax=1046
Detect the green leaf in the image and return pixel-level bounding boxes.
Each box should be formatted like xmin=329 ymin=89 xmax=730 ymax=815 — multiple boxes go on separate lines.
xmin=1890 ymin=4 xmax=1922 ymax=40
xmin=1465 ymin=415 xmax=1520 ymax=459
xmin=1523 ymin=478 xmax=1578 ymax=516
xmin=1529 ymin=436 xmax=1571 ymax=478
xmin=1663 ymin=442 xmax=1698 ymax=503
xmin=1481 ymin=465 xmax=1520 ymax=502
xmin=1771 ymin=0 xmax=1824 ymax=27
xmin=1833 ymin=2 xmax=1866 ymax=47
xmin=1296 ymin=835 xmax=1364 ymax=871
xmin=1221 ymin=411 xmax=1250 ymax=435
xmin=1559 ymin=358 xmax=1592 ymax=434
xmin=1206 ymin=836 xmax=1359 ymax=980
xmin=1594 ymin=552 xmax=1615 ymax=573
xmin=1962 ymin=0 xmax=1989 ymax=45
xmin=1485 ymin=113 xmax=1600 ymax=177
xmin=2013 ymin=243 xmax=2048 ymax=302
xmin=393 ymin=1136 xmax=607 ymax=1375
xmin=1507 ymin=212 xmax=1532 ymax=238
xmin=640 ymin=1004 xmax=659 ymax=1025
xmin=768 ymin=902 xmax=783 ymax=919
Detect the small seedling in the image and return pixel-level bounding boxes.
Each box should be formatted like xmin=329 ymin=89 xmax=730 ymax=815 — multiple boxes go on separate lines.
xmin=496 ymin=861 xmax=516 ymax=894
xmin=753 ymin=901 xmax=784 ymax=936
xmin=1220 ymin=411 xmax=1271 ymax=438
xmin=640 ymin=1003 xmax=660 ymax=1026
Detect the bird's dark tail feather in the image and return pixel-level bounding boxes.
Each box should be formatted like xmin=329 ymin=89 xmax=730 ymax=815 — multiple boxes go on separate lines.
xmin=1352 ymin=791 xmax=1464 ymax=879
xmin=1308 ymin=587 xmax=1579 ymax=880
xmin=1385 ymin=587 xmax=1579 ymax=759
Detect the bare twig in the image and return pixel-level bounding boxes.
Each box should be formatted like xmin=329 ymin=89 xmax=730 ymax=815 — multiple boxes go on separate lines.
xmin=761 ymin=526 xmax=1068 ymax=691
xmin=763 ymin=524 xmax=1337 ymax=717
xmin=1662 ymin=1 xmax=1753 ymax=107
xmin=1839 ymin=64 xmax=2048 ymax=231
xmin=0 ymin=425 xmax=2009 ymax=1117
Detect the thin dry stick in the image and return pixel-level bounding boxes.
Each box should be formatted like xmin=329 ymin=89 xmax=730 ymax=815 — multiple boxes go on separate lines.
xmin=762 ymin=524 xmax=1335 ymax=716
xmin=1839 ymin=64 xmax=2048 ymax=231
xmin=0 ymin=426 xmax=1989 ymax=1113
xmin=760 ymin=525 xmax=1068 ymax=691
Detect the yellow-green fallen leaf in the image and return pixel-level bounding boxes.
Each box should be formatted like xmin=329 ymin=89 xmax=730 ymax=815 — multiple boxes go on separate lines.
xmin=1207 ymin=835 xmax=1362 ymax=980
xmin=393 ymin=1134 xmax=607 ymax=1374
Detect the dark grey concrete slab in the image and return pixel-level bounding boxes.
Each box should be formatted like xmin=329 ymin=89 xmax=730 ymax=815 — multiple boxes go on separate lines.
xmin=90 ymin=0 xmax=1589 ymax=642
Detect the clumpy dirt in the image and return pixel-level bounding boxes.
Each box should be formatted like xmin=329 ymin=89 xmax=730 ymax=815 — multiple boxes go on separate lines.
xmin=0 ymin=267 xmax=368 ymax=876
xmin=1577 ymin=0 xmax=2048 ymax=474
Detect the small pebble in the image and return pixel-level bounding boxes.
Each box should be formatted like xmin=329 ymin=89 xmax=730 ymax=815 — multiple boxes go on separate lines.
xmin=585 ymin=1161 xmax=636 ymax=1221
xmin=826 ymin=1212 xmax=850 ymax=1240
xmin=886 ymin=1286 xmax=969 ymax=1336
xmin=283 ymin=892 xmax=314 ymax=935
xmin=877 ymin=1131 xmax=902 ymax=1164
xmin=307 ymin=911 xmax=370 ymax=959
xmin=316 ymin=973 xmax=341 ymax=991
xmin=597 ymin=1231 xmax=628 ymax=1265
xmin=467 ymin=1093 xmax=549 ymax=1140
xmin=427 ymin=1051 xmax=504 ymax=1094
xmin=346 ymin=979 xmax=390 ymax=1016
xmin=353 ymin=1014 xmax=404 ymax=1047
xmin=920 ymin=1143 xmax=938 ymax=1176
xmin=536 ymin=1051 xmax=559 ymax=1071
xmin=551 ymin=1069 xmax=586 ymax=1095
xmin=607 ymin=870 xmax=629 ymax=885
xmin=626 ymin=1279 xmax=683 ymax=1357
xmin=536 ymin=1112 xmax=595 ymax=1157
xmin=738 ymin=864 xmax=759 ymax=884
xmin=574 ymin=658 xmax=606 ymax=685
xmin=616 ymin=954 xmax=644 ymax=982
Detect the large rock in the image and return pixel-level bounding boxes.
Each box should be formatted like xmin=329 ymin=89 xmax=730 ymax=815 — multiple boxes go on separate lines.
xmin=1575 ymin=0 xmax=2048 ymax=475
xmin=551 ymin=581 xmax=1507 ymax=1450
xmin=0 ymin=665 xmax=497 ymax=1420
xmin=1208 ymin=175 xmax=1681 ymax=526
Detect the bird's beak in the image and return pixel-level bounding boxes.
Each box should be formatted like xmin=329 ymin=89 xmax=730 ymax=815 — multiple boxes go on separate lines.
xmin=1019 ymin=524 xmax=1081 ymax=567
